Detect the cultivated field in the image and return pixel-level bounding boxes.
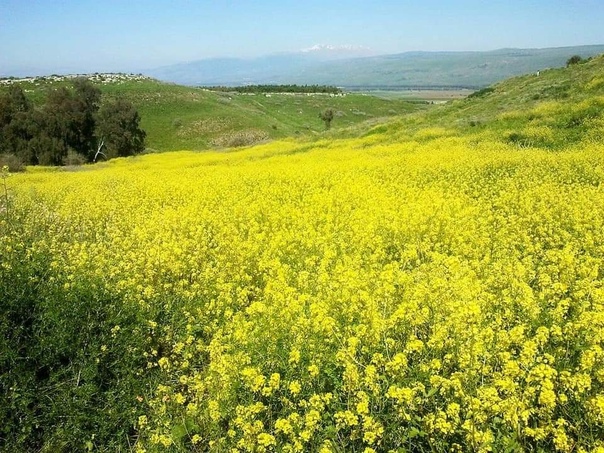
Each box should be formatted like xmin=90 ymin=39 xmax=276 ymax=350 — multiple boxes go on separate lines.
xmin=351 ymin=89 xmax=473 ymax=102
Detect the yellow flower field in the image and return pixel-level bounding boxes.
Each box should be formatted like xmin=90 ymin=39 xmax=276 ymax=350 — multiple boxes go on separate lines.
xmin=2 ymin=133 xmax=604 ymax=452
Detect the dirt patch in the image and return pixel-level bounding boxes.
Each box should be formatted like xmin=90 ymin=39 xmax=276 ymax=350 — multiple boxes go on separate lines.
xmin=211 ymin=129 xmax=269 ymax=148
xmin=177 ymin=118 xmax=232 ymax=137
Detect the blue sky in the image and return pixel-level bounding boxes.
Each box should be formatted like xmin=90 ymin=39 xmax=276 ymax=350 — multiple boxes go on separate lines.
xmin=1 ymin=0 xmax=602 ymax=76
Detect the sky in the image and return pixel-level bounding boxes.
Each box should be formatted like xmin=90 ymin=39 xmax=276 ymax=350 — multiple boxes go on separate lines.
xmin=1 ymin=0 xmax=603 ymax=76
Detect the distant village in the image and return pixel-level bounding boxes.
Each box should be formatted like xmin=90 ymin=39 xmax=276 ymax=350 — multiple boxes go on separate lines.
xmin=0 ymin=73 xmax=150 ymax=86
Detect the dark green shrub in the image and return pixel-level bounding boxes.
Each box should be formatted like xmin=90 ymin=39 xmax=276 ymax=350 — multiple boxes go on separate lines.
xmin=319 ymin=108 xmax=335 ymax=129
xmin=566 ymin=55 xmax=584 ymax=66
xmin=506 ymin=132 xmax=533 ymax=148
xmin=0 ymin=210 xmax=159 ymax=451
xmin=467 ymin=87 xmax=495 ymax=99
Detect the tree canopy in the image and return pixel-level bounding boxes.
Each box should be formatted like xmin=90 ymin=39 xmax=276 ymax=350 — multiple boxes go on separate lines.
xmin=566 ymin=55 xmax=584 ymax=67
xmin=96 ymin=99 xmax=146 ymax=159
xmin=203 ymin=84 xmax=342 ymax=94
xmin=0 ymin=79 xmax=146 ymax=167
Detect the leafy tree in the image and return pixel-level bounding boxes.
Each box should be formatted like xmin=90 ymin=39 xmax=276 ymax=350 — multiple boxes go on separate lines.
xmin=204 ymin=84 xmax=342 ymax=94
xmin=96 ymin=99 xmax=146 ymax=159
xmin=42 ymin=80 xmax=101 ymax=161
xmin=567 ymin=55 xmax=583 ymax=67
xmin=0 ymin=85 xmax=31 ymax=126
xmin=0 ymin=86 xmax=36 ymax=163
xmin=319 ymin=108 xmax=335 ymax=130
xmin=71 ymin=78 xmax=102 ymax=160
xmin=6 ymin=113 xmax=38 ymax=164
xmin=36 ymin=87 xmax=75 ymax=164
xmin=0 ymin=79 xmax=145 ymax=166
xmin=29 ymin=134 xmax=68 ymax=166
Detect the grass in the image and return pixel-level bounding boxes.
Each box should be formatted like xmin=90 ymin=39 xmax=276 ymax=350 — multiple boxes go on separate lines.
xmin=2 ymin=77 xmax=424 ymax=152
xmin=108 ymin=82 xmax=423 ymax=151
xmin=331 ymin=54 xmax=604 ymax=150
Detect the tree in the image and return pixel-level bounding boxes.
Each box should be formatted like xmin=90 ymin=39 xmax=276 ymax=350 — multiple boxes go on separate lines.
xmin=566 ymin=55 xmax=583 ymax=67
xmin=0 ymin=85 xmax=31 ymax=126
xmin=319 ymin=108 xmax=335 ymax=130
xmin=96 ymin=99 xmax=146 ymax=159
xmin=71 ymin=78 xmax=101 ymax=160
xmin=38 ymin=87 xmax=76 ymax=164
xmin=0 ymin=79 xmax=145 ymax=166
xmin=0 ymin=86 xmax=35 ymax=163
xmin=42 ymin=80 xmax=101 ymax=161
xmin=29 ymin=133 xmax=67 ymax=166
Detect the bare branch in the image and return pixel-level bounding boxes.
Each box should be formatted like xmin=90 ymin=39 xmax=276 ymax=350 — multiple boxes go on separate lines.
xmin=93 ymin=138 xmax=106 ymax=163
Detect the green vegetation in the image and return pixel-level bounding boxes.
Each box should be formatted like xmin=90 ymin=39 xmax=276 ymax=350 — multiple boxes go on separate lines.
xmin=107 ymin=80 xmax=420 ymax=151
xmin=96 ymin=99 xmax=146 ymax=160
xmin=0 ymin=78 xmax=145 ymax=167
xmin=1 ymin=76 xmax=422 ymax=153
xmin=347 ymin=53 xmax=604 ymax=150
xmin=318 ymin=108 xmax=335 ymax=129
xmin=566 ymin=55 xmax=584 ymax=66
xmin=203 ymin=84 xmax=342 ymax=94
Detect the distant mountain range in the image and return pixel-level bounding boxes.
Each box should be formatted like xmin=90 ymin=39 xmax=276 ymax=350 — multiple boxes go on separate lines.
xmin=146 ymin=44 xmax=604 ymax=89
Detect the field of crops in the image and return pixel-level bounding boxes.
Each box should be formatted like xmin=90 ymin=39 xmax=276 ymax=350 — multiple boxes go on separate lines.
xmin=2 ymin=129 xmax=604 ymax=451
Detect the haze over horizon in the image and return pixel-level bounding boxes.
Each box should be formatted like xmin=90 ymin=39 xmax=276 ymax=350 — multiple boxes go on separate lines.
xmin=1 ymin=0 xmax=603 ymax=77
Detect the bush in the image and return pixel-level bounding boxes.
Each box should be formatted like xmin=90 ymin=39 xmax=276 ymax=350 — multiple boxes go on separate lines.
xmin=0 ymin=153 xmax=25 ymax=172
xmin=467 ymin=86 xmax=495 ymax=99
xmin=567 ymin=55 xmax=584 ymax=67
xmin=0 ymin=213 xmax=158 ymax=451
xmin=319 ymin=108 xmax=335 ymax=129
xmin=62 ymin=150 xmax=88 ymax=166
xmin=506 ymin=131 xmax=533 ymax=148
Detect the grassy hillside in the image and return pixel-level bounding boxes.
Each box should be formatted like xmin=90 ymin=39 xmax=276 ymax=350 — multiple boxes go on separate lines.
xmin=3 ymin=56 xmax=604 ymax=452
xmin=1 ymin=75 xmax=423 ymax=152
xmin=328 ymin=53 xmax=604 ymax=150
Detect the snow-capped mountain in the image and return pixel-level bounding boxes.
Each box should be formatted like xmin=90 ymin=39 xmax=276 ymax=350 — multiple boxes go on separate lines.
xmin=300 ymin=44 xmax=377 ymax=59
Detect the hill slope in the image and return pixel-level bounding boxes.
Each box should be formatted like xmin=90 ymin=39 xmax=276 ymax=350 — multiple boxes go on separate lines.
xmin=145 ymin=45 xmax=377 ymax=86
xmin=349 ymin=53 xmax=604 ymax=149
xmin=1 ymin=75 xmax=422 ymax=152
xmin=104 ymin=81 xmax=421 ymax=151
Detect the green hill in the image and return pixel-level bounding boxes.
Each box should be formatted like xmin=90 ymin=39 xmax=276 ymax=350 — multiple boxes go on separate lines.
xmin=0 ymin=75 xmax=422 ymax=153
xmin=3 ymin=52 xmax=603 ymax=160
xmin=348 ymin=53 xmax=604 ymax=149
xmin=291 ymin=45 xmax=604 ymax=89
